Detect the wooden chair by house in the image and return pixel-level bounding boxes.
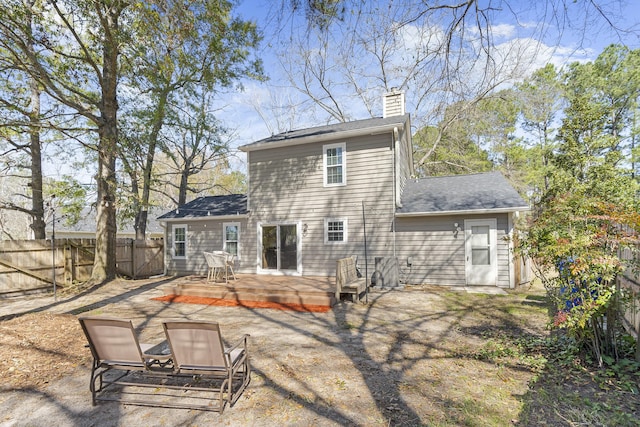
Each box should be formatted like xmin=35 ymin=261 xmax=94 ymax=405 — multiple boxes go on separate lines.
xmin=336 ymin=257 xmax=368 ymax=303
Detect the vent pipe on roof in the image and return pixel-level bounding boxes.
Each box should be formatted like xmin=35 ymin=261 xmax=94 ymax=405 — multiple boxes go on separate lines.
xmin=383 ymin=89 xmax=405 ymax=118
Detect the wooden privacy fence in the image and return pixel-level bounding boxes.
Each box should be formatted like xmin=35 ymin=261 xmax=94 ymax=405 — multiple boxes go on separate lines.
xmin=618 ymin=243 xmax=640 ymax=359
xmin=0 ymin=238 xmax=164 ymax=296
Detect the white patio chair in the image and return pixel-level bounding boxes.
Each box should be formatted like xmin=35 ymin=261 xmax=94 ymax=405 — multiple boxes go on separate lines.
xmin=204 ymin=251 xmax=227 ymax=283
xmin=213 ymin=250 xmax=237 ymax=281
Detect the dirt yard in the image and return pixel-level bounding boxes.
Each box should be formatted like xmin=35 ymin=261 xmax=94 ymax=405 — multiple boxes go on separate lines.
xmin=0 ymin=277 xmax=561 ymax=426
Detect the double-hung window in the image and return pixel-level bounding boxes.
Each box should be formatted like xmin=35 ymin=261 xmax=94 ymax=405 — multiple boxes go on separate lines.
xmin=325 ymin=218 xmax=347 ymax=243
xmin=223 ymin=222 xmax=240 ymax=258
xmin=323 ymin=142 xmax=346 ymax=186
xmin=172 ymin=224 xmax=187 ymax=258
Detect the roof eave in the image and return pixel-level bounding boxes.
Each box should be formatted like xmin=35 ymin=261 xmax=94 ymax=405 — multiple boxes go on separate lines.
xmin=395 ymin=206 xmax=530 ymax=217
xmin=158 ymin=213 xmax=249 ymax=223
xmin=239 ymin=121 xmax=407 ymax=152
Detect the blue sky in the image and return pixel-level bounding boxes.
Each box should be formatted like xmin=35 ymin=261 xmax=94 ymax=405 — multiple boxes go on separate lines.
xmin=44 ymin=1 xmax=640 ymax=184
xmin=222 ymin=1 xmax=640 ymax=159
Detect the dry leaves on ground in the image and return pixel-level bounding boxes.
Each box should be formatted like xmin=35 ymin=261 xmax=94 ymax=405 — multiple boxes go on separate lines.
xmin=0 ymin=312 xmax=91 ymax=390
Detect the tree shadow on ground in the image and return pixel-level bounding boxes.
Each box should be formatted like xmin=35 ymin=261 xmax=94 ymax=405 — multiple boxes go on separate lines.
xmin=0 ymin=277 xmax=177 ymax=321
xmin=1 ymin=277 xmax=555 ymax=426
xmin=189 ymin=286 xmax=550 ymax=426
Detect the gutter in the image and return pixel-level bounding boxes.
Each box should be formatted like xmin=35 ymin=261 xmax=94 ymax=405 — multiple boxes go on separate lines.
xmin=240 ymin=122 xmax=407 ymax=152
xmin=157 ymin=213 xmax=249 ymax=223
xmin=395 ymin=206 xmax=530 ymax=217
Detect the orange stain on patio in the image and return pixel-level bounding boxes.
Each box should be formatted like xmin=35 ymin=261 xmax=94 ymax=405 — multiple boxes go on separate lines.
xmin=152 ymin=294 xmax=332 ymax=313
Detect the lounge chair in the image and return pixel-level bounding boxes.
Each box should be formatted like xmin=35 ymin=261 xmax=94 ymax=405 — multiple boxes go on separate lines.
xmin=163 ymin=321 xmax=251 ymax=411
xmin=78 ymin=316 xmax=172 ymax=406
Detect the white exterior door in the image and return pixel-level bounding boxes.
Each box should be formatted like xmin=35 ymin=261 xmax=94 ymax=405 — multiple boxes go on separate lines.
xmin=464 ymin=219 xmax=497 ymax=286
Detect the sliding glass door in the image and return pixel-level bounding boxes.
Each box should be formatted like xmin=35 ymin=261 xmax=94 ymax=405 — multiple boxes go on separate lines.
xmin=261 ymin=224 xmax=298 ymax=272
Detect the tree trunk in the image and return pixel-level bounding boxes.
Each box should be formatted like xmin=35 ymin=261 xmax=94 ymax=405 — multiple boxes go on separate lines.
xmin=129 ymin=169 xmax=144 ymax=240
xmin=28 ymin=50 xmax=45 ymax=239
xmin=134 ymin=209 xmax=147 ymax=240
xmin=137 ymin=88 xmax=170 ymax=239
xmin=93 ymin=145 xmax=117 ymax=282
xmin=22 ymin=0 xmax=45 ymax=239
xmin=178 ymin=168 xmax=190 ymax=206
xmin=91 ymin=7 xmax=120 ymax=283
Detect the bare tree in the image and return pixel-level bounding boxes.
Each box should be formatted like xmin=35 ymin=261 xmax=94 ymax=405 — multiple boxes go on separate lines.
xmin=265 ymin=1 xmax=636 ymax=174
xmin=154 ymin=93 xmax=231 ymax=207
xmin=273 ymin=2 xmax=539 ymax=173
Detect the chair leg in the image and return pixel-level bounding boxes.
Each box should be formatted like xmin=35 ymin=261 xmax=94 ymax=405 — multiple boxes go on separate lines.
xmin=229 ymin=354 xmax=251 ymax=407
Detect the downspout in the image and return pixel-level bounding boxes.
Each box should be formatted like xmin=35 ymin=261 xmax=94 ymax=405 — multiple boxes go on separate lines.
xmin=392 ymin=127 xmax=400 ymax=258
xmin=509 ymin=211 xmax=518 ymax=288
xmin=160 ymin=221 xmax=168 ymax=276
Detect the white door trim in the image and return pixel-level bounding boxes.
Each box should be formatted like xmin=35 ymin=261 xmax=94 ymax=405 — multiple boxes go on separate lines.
xmin=256 ymin=221 xmax=302 ymax=276
xmin=464 ymin=218 xmax=498 ymax=286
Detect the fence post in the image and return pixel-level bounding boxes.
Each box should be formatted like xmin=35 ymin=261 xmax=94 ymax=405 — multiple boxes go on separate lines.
xmin=64 ymin=242 xmax=69 ymax=284
xmin=635 ymin=285 xmax=640 ymax=362
xmin=131 ymin=239 xmax=137 ymax=280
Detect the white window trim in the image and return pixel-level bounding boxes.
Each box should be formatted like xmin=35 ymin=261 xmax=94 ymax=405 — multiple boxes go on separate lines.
xmin=324 ymin=218 xmax=348 ymax=244
xmin=223 ymin=222 xmax=240 ymax=259
xmin=323 ymin=142 xmax=347 ymax=187
xmin=172 ymin=224 xmax=187 ymax=259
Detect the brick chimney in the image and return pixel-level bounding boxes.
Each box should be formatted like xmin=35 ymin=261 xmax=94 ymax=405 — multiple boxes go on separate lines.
xmin=383 ymin=89 xmax=405 ymax=118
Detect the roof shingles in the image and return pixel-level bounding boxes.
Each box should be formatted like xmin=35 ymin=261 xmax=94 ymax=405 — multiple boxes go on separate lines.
xmin=240 ymin=114 xmax=410 ymax=150
xmin=398 ymin=172 xmax=528 ymax=214
xmin=157 ymin=194 xmax=247 ymax=220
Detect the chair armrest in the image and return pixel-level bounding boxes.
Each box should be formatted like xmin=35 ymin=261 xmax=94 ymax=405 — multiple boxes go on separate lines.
xmin=224 ymin=334 xmax=250 ymax=354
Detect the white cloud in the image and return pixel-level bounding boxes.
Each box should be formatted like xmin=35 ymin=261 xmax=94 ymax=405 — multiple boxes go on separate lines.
xmin=488 ymin=23 xmax=517 ymax=40
xmin=491 ymin=36 xmax=596 ymax=82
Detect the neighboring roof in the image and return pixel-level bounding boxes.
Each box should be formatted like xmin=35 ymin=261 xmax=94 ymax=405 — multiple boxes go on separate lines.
xmin=47 ymin=206 xmax=165 ymax=236
xmin=157 ymin=194 xmax=248 ymax=221
xmin=397 ymin=172 xmax=529 ymax=216
xmin=240 ymin=114 xmax=411 ymax=152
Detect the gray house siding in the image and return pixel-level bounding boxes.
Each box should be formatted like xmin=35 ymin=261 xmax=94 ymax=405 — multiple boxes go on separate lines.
xmin=165 ymin=218 xmax=250 ymax=276
xmin=394 ymin=213 xmax=513 ymax=287
xmin=160 ymin=212 xmax=515 ymax=286
xmin=159 ymin=107 xmax=527 ymax=288
xmin=396 ymin=125 xmax=413 ymax=203
xmin=247 ymin=132 xmax=397 ymax=276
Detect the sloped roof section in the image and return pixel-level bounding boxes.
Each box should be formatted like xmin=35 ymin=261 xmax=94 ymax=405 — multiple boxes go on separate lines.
xmin=240 ymin=114 xmax=410 ymax=151
xmin=157 ymin=194 xmax=248 ymax=220
xmin=398 ymin=172 xmax=528 ymax=215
